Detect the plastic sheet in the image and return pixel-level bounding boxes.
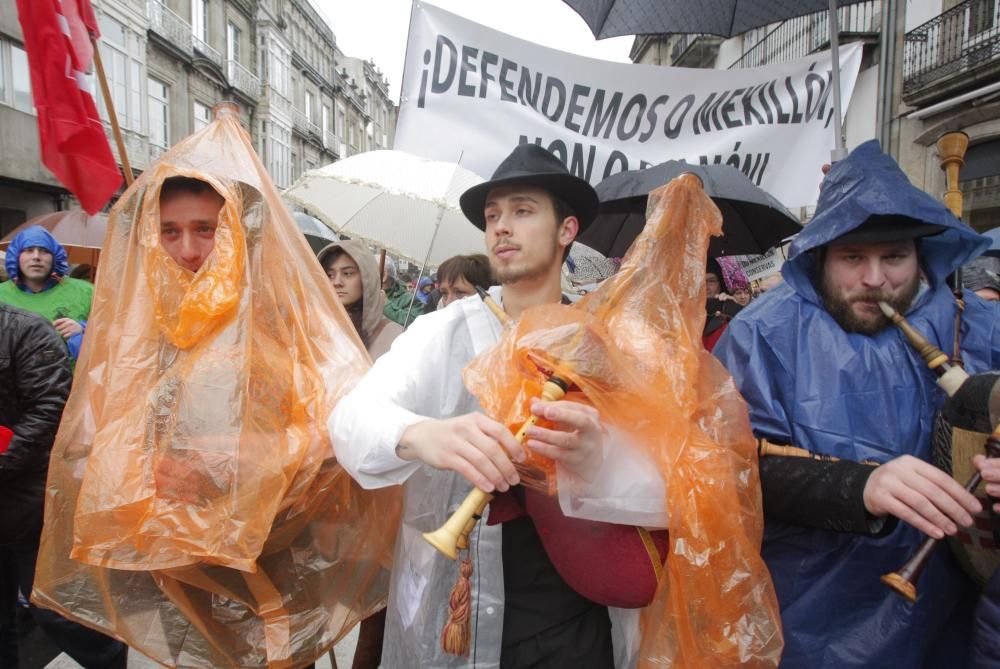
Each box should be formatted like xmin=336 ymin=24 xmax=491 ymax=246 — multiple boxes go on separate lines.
xmin=32 ymin=106 xmax=402 ymax=668
xmin=464 ymin=174 xmax=782 ymax=667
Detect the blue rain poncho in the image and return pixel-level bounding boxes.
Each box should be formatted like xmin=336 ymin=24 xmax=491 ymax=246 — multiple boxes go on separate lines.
xmin=715 ymin=141 xmax=1000 ymax=669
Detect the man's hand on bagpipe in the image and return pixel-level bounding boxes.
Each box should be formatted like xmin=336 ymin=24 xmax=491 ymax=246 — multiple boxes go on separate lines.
xmin=863 ymin=454 xmax=982 ymax=540
xmin=974 ymin=454 xmax=1000 ymax=514
xmin=524 ymin=398 xmax=606 ymax=483
xmin=397 ymin=413 xmax=525 ymax=493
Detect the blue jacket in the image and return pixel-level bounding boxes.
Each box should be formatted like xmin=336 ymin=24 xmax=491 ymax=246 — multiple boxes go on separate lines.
xmin=715 ymin=141 xmax=1000 ymax=668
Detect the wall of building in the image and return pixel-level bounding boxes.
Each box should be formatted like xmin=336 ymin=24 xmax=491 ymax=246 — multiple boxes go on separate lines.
xmin=0 ymin=0 xmax=397 ymax=220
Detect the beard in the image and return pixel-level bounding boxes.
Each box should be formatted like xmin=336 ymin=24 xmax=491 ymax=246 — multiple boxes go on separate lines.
xmin=489 ymin=232 xmax=560 ymax=285
xmin=819 ymin=273 xmax=922 ymax=335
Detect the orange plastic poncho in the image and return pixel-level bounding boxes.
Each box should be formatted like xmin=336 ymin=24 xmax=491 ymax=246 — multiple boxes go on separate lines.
xmin=32 ymin=106 xmax=402 ymax=668
xmin=464 ymin=174 xmax=783 ymax=667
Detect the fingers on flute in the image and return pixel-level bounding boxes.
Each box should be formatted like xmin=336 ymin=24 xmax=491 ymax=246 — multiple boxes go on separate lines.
xmin=464 ymin=432 xmax=519 ymax=491
xmin=477 ymin=415 xmax=526 ymax=463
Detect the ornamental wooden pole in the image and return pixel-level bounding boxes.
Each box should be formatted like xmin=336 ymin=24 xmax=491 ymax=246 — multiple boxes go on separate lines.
xmin=90 ymin=35 xmax=133 ymax=186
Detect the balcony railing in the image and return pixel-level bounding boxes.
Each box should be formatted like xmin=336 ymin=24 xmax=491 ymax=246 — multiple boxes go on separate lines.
xmin=324 ymin=129 xmax=339 ymax=151
xmin=265 ymin=87 xmax=292 ymax=118
xmin=193 ymin=35 xmax=224 ymax=69
xmin=104 ymin=125 xmax=150 ymax=171
xmin=293 ymin=107 xmax=321 ymax=137
xmin=227 ymin=59 xmax=261 ymax=98
xmin=147 ymin=0 xmax=193 ymax=57
xmin=729 ymin=1 xmax=880 ymax=69
xmin=904 ymin=0 xmax=1000 ymax=94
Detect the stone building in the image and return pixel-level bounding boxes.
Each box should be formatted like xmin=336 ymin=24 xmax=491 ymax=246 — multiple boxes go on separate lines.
xmin=0 ymin=0 xmax=397 ymax=234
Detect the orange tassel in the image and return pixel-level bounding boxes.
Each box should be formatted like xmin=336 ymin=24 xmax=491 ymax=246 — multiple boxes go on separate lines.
xmin=440 ymin=555 xmax=473 ymax=656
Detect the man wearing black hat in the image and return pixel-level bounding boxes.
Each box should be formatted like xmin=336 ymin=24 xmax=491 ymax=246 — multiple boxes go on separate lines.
xmin=330 ymin=144 xmax=664 ymax=668
xmin=715 ymin=141 xmax=1000 ymax=669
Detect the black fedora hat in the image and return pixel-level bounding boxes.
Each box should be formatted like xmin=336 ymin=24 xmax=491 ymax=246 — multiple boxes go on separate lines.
xmin=460 ymin=144 xmax=599 ymax=231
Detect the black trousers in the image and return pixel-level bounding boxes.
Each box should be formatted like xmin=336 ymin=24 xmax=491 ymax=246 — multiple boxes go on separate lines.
xmin=500 ymin=606 xmax=614 ymax=669
xmin=0 ymin=541 xmax=127 ymax=669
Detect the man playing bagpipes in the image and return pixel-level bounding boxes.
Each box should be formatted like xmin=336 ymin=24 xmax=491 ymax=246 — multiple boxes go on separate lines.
xmin=30 ymin=103 xmax=401 ymax=668
xmin=330 ymin=143 xmax=783 ymax=668
xmin=715 ymin=140 xmax=1000 ymax=669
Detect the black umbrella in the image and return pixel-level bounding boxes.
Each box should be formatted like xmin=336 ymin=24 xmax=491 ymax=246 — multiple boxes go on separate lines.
xmin=293 ymin=211 xmax=340 ymax=254
xmin=578 ymin=161 xmax=801 ymax=258
xmin=562 ymin=0 xmax=868 ymax=161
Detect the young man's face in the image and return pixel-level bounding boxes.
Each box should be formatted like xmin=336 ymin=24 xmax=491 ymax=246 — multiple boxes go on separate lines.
xmin=483 ymin=185 xmax=576 ymax=285
xmin=159 ymin=190 xmax=224 ymax=273
xmin=325 ymin=253 xmax=364 ymax=307
xmin=18 ymin=246 xmax=54 ymax=284
xmin=819 ymin=239 xmax=921 ymax=335
xmin=440 ymin=275 xmax=475 ymax=307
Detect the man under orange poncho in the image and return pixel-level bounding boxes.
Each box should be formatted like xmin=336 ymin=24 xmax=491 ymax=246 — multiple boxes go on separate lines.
xmin=32 ymin=103 xmax=401 ymax=668
xmin=463 ymin=173 xmax=783 ymax=668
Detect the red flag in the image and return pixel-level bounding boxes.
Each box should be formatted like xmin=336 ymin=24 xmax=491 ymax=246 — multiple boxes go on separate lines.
xmin=16 ymin=0 xmax=122 ymax=214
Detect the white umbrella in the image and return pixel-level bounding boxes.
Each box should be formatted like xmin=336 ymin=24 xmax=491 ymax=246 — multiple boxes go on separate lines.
xmin=283 ymin=150 xmax=486 ymax=268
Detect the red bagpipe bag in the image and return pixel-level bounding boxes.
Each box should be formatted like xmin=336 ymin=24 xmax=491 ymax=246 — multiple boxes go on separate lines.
xmin=32 ymin=106 xmax=402 ymax=668
xmin=465 ymin=174 xmax=782 ymax=668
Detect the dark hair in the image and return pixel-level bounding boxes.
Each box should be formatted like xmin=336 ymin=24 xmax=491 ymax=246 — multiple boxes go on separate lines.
xmin=159 ymin=176 xmax=223 ymax=203
xmin=319 ymin=246 xmax=349 ymax=272
xmin=438 ymin=254 xmax=493 ymax=289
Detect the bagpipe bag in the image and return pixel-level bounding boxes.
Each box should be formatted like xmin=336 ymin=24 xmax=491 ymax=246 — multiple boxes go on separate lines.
xmin=32 ymin=107 xmax=402 ymax=668
xmin=464 ymin=174 xmax=782 ymax=667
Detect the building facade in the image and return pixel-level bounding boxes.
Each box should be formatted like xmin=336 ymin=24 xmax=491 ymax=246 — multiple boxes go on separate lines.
xmin=0 ymin=0 xmax=397 ymax=235
xmin=630 ymin=0 xmax=999 ymax=230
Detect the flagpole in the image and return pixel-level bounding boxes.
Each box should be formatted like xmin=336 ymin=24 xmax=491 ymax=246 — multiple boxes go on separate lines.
xmin=90 ymin=35 xmax=133 ymax=186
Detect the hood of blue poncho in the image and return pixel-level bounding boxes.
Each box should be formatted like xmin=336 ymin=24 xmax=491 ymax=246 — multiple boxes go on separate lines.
xmin=5 ymin=225 xmax=69 ymax=281
xmin=782 ymin=140 xmax=988 ymax=305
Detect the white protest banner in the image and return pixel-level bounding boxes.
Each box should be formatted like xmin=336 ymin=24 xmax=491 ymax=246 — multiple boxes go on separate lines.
xmin=395 ymin=1 xmax=863 ymax=209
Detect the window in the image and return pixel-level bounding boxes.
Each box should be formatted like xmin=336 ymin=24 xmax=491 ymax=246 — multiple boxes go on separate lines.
xmin=194 ymin=101 xmax=211 ymax=132
xmin=322 ymin=104 xmax=331 ymax=132
xmin=227 ymin=22 xmax=241 ymax=64
xmin=268 ymin=38 xmax=290 ymax=98
xmin=336 ymin=103 xmax=345 ymax=139
xmin=305 ymin=90 xmax=313 ymax=123
xmin=96 ymin=14 xmax=144 ymax=131
xmin=10 ymin=43 xmax=32 ymax=113
xmin=192 ymin=0 xmax=208 ymax=43
xmin=266 ymin=120 xmax=292 ymax=188
xmin=970 ymin=0 xmax=997 ymax=35
xmin=148 ymin=76 xmax=169 ymax=151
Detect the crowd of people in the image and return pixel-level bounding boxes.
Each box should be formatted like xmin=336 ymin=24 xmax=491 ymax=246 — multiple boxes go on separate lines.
xmin=3 ymin=106 xmax=1000 ymax=669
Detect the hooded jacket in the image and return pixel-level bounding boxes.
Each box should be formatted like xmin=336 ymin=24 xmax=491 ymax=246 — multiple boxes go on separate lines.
xmin=0 ymin=225 xmax=92 ymax=359
xmin=715 ymin=141 xmax=1000 ymax=669
xmin=318 ymin=239 xmax=402 ymax=360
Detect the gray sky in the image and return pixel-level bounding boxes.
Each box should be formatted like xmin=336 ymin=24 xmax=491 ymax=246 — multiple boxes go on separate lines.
xmin=313 ymin=0 xmax=634 ymax=103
